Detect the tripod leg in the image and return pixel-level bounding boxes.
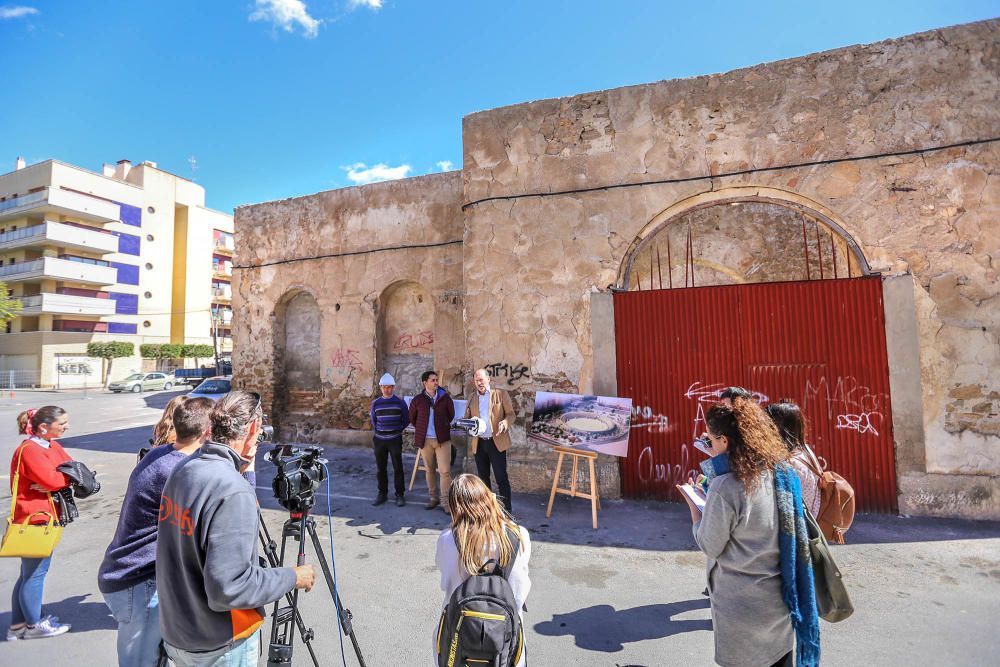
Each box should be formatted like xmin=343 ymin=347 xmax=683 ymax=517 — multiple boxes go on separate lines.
xmin=305 ymin=518 xmax=368 ymax=667
xmin=259 ymin=516 xmax=321 ymax=667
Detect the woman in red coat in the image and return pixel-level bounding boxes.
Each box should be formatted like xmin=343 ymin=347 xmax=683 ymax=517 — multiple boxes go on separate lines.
xmin=6 ymin=406 xmax=73 ymax=640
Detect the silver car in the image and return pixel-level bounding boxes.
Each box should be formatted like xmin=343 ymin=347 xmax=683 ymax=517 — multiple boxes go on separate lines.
xmin=186 ymin=376 xmax=232 ymax=402
xmin=108 ymin=372 xmax=175 ymax=393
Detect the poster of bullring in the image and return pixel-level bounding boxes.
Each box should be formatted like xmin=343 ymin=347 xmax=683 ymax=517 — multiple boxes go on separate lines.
xmin=528 ymin=392 xmax=632 ymax=457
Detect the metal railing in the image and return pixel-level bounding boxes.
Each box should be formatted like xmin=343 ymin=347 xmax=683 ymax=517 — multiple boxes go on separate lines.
xmin=0 ymin=259 xmax=43 ymax=277
xmin=0 ymin=225 xmax=45 ymax=244
xmin=0 ymin=190 xmax=47 ymax=215
xmin=0 ymin=369 xmax=42 ymax=389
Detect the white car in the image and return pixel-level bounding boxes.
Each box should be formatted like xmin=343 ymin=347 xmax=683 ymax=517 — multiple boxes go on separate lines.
xmin=186 ymin=376 xmax=232 ymax=401
xmin=109 ymin=372 xmax=175 ymax=393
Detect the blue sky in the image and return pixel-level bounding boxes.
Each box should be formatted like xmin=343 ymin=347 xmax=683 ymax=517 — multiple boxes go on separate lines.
xmin=2 ymin=1 xmax=997 ymax=213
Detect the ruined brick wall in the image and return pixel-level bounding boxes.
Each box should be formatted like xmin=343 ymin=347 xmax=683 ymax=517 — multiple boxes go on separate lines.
xmin=462 ymin=20 xmax=999 ymax=516
xmin=232 ymin=172 xmax=465 ymax=442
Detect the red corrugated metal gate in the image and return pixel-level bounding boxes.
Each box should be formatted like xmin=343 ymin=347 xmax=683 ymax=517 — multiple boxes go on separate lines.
xmin=614 ymin=276 xmax=897 ymax=513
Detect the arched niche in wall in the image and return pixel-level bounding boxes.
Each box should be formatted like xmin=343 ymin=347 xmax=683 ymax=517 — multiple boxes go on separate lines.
xmin=377 ymin=281 xmax=434 ymax=398
xmin=618 ymin=187 xmax=871 ymax=290
xmin=274 ymin=289 xmax=322 ymax=392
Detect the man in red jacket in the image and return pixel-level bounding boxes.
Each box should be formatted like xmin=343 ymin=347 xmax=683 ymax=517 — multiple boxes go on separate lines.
xmin=408 ymin=370 xmax=455 ymax=513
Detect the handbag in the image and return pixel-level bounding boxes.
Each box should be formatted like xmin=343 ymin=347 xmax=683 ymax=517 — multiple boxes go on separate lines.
xmin=0 ymin=445 xmax=64 ymax=558
xmin=804 ymin=507 xmax=853 ymax=623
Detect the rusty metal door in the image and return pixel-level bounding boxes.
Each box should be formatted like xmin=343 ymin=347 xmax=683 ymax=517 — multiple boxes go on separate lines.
xmin=614 ymin=276 xmax=896 ymax=512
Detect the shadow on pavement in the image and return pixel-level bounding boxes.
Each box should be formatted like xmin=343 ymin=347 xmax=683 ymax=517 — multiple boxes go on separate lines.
xmin=0 ymin=594 xmax=116 ymax=634
xmin=533 ymin=599 xmax=712 ymax=651
xmin=58 ymin=425 xmax=150 ymax=456
xmin=142 ymin=389 xmax=189 ymax=411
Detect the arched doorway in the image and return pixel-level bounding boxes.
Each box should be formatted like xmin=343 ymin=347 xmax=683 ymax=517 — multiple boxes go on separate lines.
xmin=378 ymin=281 xmax=434 ymax=398
xmin=272 ymin=289 xmax=322 ymax=432
xmin=613 ymin=190 xmax=897 ymax=512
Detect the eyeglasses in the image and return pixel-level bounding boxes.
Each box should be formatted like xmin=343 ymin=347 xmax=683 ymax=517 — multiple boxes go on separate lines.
xmin=249 ymin=391 xmax=262 ymax=417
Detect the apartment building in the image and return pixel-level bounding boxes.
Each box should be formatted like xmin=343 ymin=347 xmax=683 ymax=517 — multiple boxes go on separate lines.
xmin=0 ymin=157 xmax=234 ymax=387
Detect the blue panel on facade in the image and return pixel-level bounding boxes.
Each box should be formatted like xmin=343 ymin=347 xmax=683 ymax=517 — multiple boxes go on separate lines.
xmin=108 ymin=322 xmax=138 ymax=335
xmin=109 ymin=292 xmax=139 ymax=315
xmin=114 ymin=232 xmax=141 ymax=256
xmin=111 ymin=262 xmax=140 ymax=285
xmin=115 ymin=202 xmax=142 ymax=227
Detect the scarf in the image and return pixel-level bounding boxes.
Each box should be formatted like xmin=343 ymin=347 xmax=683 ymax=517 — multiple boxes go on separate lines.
xmin=775 ymin=462 xmax=821 ymax=667
xmin=698 ymin=451 xmax=730 ymax=491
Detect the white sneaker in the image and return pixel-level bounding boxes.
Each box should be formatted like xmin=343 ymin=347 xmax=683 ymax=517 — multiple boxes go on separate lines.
xmin=22 ymin=618 xmax=70 ymax=639
xmin=6 ymin=627 xmax=25 ymax=641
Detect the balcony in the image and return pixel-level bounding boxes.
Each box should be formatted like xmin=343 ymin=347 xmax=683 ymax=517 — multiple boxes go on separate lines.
xmin=0 ymin=221 xmax=119 ymax=254
xmin=0 ymin=187 xmax=121 ymax=224
xmin=18 ymin=292 xmax=116 ymax=316
xmin=213 ymin=241 xmax=234 ymax=256
xmin=0 ymin=257 xmax=118 ymax=286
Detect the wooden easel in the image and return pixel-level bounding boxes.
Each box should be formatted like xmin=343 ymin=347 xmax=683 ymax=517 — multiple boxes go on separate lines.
xmin=545 ymin=446 xmax=601 ymax=529
xmin=408 ymin=449 xmax=428 ymax=491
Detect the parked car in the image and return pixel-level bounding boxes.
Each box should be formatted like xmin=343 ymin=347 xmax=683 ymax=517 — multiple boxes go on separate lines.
xmin=187 ymin=376 xmax=232 ymax=401
xmin=108 ymin=372 xmax=175 ymax=393
xmin=175 ymin=361 xmax=231 ymax=385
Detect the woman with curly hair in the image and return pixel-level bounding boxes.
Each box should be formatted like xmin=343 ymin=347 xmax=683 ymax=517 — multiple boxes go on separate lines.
xmin=680 ymin=398 xmax=820 ymax=667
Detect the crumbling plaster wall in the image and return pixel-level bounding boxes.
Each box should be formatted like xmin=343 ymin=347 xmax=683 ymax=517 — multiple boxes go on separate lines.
xmin=462 ymin=20 xmax=1000 ymax=515
xmin=233 ymin=172 xmax=466 ymax=440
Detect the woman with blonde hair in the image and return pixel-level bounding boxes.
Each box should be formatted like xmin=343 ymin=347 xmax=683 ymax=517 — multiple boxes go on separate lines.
xmin=150 ymin=395 xmax=190 ymax=447
xmin=434 ymin=474 xmax=531 ymax=667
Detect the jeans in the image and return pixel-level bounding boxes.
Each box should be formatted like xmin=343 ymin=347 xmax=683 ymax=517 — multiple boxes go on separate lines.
xmin=10 ymin=556 xmax=51 ymax=626
xmin=475 ymin=437 xmax=512 ymax=513
xmin=373 ymin=435 xmax=405 ymax=497
xmin=165 ymin=630 xmax=260 ymax=667
xmin=103 ymin=579 xmax=163 ymax=667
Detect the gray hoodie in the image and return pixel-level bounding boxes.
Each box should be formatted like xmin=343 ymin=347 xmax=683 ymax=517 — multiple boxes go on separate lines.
xmin=156 ymin=441 xmax=296 ymax=652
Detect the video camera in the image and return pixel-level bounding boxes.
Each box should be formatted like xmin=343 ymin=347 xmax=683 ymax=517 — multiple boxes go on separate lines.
xmin=267 ymin=445 xmax=328 ymax=513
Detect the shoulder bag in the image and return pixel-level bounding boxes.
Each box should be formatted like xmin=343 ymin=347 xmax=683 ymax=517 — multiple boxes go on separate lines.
xmin=0 ymin=445 xmax=64 ymax=558
xmin=805 ymin=506 xmax=853 ymax=622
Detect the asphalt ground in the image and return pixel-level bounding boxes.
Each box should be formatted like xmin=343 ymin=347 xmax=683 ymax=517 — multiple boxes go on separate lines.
xmin=0 ymin=388 xmax=998 ymax=666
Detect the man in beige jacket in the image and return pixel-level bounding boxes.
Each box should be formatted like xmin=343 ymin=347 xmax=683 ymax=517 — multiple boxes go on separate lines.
xmin=463 ymin=368 xmax=516 ymax=513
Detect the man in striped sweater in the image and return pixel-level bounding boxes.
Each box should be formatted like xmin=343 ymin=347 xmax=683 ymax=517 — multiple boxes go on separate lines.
xmin=369 ymin=373 xmax=410 ymax=506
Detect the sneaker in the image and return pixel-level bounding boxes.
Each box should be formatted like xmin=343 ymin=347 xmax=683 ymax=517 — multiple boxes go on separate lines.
xmin=6 ymin=627 xmax=25 ymax=641
xmin=22 ymin=618 xmax=70 ymax=639
xmin=395 ymin=495 xmax=406 ymax=507
xmin=372 ymin=494 xmax=388 ymax=506
xmin=424 ymin=498 xmax=440 ymax=510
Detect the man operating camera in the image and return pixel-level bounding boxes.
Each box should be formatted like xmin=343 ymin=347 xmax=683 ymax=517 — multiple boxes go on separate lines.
xmin=156 ymin=390 xmax=315 ymax=666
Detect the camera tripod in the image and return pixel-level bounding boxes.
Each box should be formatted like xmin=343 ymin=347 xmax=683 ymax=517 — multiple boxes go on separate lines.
xmin=258 ymin=510 xmax=367 ymax=666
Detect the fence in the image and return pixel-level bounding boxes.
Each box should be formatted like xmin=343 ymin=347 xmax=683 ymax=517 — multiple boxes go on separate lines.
xmin=0 ymin=369 xmax=42 ymax=389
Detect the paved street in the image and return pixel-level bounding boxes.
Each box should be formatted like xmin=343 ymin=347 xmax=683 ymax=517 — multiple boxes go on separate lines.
xmin=0 ymin=389 xmax=998 ymax=666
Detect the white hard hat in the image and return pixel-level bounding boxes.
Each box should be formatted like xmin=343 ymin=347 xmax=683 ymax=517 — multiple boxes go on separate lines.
xmin=378 ymin=373 xmax=396 ymax=386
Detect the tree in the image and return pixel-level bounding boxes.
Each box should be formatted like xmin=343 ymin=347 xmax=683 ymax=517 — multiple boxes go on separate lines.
xmin=139 ymin=343 xmax=162 ymax=359
xmin=182 ymin=344 xmax=215 ymax=367
xmin=87 ymin=341 xmax=135 ymax=387
xmin=0 ymin=280 xmax=21 ymax=327
xmin=160 ymin=343 xmax=183 ymax=359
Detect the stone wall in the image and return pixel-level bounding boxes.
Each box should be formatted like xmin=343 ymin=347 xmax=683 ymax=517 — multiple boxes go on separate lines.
xmin=234 ymin=20 xmax=1000 ymax=518
xmin=232 ymin=172 xmax=466 ymax=441
xmin=461 ymin=19 xmax=999 ymax=517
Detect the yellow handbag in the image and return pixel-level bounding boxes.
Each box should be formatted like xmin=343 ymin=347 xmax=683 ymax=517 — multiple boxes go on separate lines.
xmin=0 ymin=445 xmax=64 ymax=558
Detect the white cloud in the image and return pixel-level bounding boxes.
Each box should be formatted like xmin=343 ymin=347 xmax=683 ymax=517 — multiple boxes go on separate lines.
xmin=343 ymin=162 xmax=412 ymax=185
xmin=348 ymin=0 xmax=383 ymax=9
xmin=249 ymin=0 xmax=320 ymax=38
xmin=436 ymin=160 xmax=454 ymax=172
xmin=0 ymin=5 xmax=39 ymax=19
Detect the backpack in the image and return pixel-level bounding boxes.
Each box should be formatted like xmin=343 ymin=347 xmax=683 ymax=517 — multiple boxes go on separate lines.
xmin=437 ymin=527 xmax=525 ymax=667
xmin=801 ymin=445 xmax=856 ymax=544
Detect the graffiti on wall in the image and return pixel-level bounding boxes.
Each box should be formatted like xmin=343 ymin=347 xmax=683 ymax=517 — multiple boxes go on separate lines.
xmin=804 ymin=376 xmax=885 ymax=438
xmin=325 ymin=348 xmax=364 ymax=384
xmin=485 ymin=362 xmax=531 ymax=386
xmin=393 ymin=330 xmax=434 ymax=352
